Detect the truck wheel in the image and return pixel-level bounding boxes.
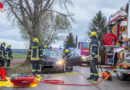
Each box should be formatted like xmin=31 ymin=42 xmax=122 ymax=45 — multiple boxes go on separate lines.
xmin=117 ymin=67 xmax=128 ymax=81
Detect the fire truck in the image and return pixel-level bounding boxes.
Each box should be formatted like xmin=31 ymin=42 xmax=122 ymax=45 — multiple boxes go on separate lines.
xmin=103 ymin=1 xmax=130 ymax=80
xmin=78 ymin=40 xmax=91 ymax=64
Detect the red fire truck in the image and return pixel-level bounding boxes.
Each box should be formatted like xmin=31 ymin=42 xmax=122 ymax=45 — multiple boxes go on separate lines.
xmin=78 ymin=40 xmax=91 ymax=64
xmin=103 ymin=1 xmax=130 ymax=80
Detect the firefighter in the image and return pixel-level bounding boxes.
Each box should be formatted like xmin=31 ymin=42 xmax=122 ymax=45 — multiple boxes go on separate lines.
xmin=63 ymin=49 xmax=70 ymax=58
xmin=90 ymin=33 xmax=93 ymax=38
xmin=87 ymin=31 xmax=100 ymax=81
xmin=5 ymin=44 xmax=13 ymax=69
xmin=29 ymin=38 xmax=43 ymax=75
xmin=0 ymin=42 xmax=6 ymax=67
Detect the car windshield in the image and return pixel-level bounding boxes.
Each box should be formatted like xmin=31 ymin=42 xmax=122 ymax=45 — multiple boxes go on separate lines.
xmin=69 ymin=49 xmax=80 ymax=56
xmin=83 ymin=42 xmax=90 ymax=48
xmin=43 ymin=49 xmax=62 ymax=59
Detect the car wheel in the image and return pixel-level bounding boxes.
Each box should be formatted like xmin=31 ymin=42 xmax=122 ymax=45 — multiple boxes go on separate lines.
xmin=66 ymin=66 xmax=73 ymax=72
xmin=117 ymin=67 xmax=128 ymax=81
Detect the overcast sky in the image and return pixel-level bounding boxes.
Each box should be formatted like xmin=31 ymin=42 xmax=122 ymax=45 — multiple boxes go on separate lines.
xmin=0 ymin=0 xmax=128 ymax=49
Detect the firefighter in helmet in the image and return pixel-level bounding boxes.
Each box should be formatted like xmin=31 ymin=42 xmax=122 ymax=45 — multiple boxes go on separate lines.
xmin=87 ymin=31 xmax=101 ymax=81
xmin=5 ymin=44 xmax=13 ymax=69
xmin=29 ymin=38 xmax=43 ymax=75
xmin=0 ymin=42 xmax=6 ymax=67
xmin=63 ymin=49 xmax=70 ymax=58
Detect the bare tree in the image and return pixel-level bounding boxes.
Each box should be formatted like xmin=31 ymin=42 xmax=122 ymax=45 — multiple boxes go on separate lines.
xmin=4 ymin=0 xmax=73 ymax=45
xmin=19 ymin=11 xmax=71 ymax=48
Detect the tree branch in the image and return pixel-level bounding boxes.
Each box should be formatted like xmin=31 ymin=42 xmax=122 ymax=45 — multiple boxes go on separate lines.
xmin=19 ymin=0 xmax=31 ymax=35
xmin=24 ymin=0 xmax=33 ymax=16
xmin=5 ymin=0 xmax=23 ymax=26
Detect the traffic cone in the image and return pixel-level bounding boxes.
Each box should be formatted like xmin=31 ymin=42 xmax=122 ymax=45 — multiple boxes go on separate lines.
xmin=0 ymin=67 xmax=7 ymax=81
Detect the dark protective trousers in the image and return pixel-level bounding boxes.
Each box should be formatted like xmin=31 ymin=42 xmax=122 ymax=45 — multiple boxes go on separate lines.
xmin=0 ymin=59 xmax=5 ymax=67
xmin=6 ymin=60 xmax=11 ymax=69
xmin=31 ymin=61 xmax=41 ymax=75
xmin=90 ymin=58 xmax=98 ymax=78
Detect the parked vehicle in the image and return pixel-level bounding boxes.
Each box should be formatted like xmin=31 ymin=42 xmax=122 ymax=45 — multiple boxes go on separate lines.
xmin=78 ymin=40 xmax=91 ymax=64
xmin=65 ymin=48 xmax=82 ymax=70
xmin=41 ymin=49 xmax=82 ymax=73
xmin=103 ymin=1 xmax=130 ymax=81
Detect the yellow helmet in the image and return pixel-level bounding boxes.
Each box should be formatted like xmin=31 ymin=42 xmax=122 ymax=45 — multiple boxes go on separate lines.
xmin=91 ymin=31 xmax=97 ymax=37
xmin=90 ymin=33 xmax=93 ymax=37
xmin=1 ymin=41 xmax=6 ymax=45
xmin=7 ymin=44 xmax=11 ymax=48
xmin=65 ymin=49 xmax=69 ymax=53
xmin=33 ymin=38 xmax=39 ymax=43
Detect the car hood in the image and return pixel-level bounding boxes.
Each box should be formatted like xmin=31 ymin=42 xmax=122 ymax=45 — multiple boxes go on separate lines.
xmin=42 ymin=57 xmax=63 ymax=62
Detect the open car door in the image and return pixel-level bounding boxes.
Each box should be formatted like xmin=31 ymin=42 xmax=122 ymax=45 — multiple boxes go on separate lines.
xmin=65 ymin=49 xmax=82 ymax=67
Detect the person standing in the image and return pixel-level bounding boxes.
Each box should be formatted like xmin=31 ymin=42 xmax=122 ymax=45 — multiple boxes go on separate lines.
xmin=87 ymin=32 xmax=101 ymax=81
xmin=29 ymin=38 xmax=43 ymax=75
xmin=5 ymin=44 xmax=13 ymax=69
xmin=63 ymin=49 xmax=70 ymax=58
xmin=0 ymin=42 xmax=6 ymax=67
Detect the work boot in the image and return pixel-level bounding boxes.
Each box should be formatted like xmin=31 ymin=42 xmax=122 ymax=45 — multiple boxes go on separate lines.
xmin=87 ymin=76 xmax=94 ymax=80
xmin=93 ymin=76 xmax=98 ymax=81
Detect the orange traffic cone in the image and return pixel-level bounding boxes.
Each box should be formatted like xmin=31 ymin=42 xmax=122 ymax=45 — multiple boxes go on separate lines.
xmin=0 ymin=67 xmax=7 ymax=81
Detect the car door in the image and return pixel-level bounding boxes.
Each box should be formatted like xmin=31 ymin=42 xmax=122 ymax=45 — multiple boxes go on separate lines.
xmin=66 ymin=49 xmax=82 ymax=66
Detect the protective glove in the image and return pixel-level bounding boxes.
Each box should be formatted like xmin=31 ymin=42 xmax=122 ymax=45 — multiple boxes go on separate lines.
xmin=92 ymin=53 xmax=95 ymax=57
xmin=98 ymin=57 xmax=101 ymax=64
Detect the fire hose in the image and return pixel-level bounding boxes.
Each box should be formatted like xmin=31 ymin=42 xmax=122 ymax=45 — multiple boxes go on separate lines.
xmin=9 ymin=55 xmax=128 ymax=87
xmin=39 ymin=50 xmax=130 ymax=86
xmin=39 ymin=62 xmax=124 ymax=86
xmin=103 ymin=33 xmax=117 ymax=45
xmin=39 ymin=33 xmax=117 ymax=86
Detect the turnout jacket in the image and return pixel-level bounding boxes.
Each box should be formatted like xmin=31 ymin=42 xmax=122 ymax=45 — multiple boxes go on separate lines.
xmin=5 ymin=48 xmax=12 ymax=60
xmin=0 ymin=46 xmax=5 ymax=59
xmin=29 ymin=42 xmax=43 ymax=61
xmin=89 ymin=38 xmax=100 ymax=59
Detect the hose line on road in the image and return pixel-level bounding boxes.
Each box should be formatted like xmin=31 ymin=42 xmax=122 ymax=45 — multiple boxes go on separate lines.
xmin=39 ymin=62 xmax=124 ymax=86
xmin=40 ymin=80 xmax=98 ymax=86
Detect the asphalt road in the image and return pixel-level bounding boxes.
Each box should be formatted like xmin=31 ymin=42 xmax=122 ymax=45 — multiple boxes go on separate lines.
xmin=0 ymin=66 xmax=130 ymax=90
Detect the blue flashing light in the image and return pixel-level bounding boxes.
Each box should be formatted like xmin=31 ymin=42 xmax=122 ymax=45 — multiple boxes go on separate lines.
xmin=82 ymin=52 xmax=86 ymax=55
xmin=49 ymin=46 xmax=52 ymax=49
xmin=59 ymin=47 xmax=62 ymax=50
xmin=108 ymin=16 xmax=111 ymax=22
xmin=68 ymin=46 xmax=72 ymax=49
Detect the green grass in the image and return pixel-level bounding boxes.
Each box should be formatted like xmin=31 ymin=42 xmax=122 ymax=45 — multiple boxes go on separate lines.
xmin=13 ymin=53 xmax=27 ymax=58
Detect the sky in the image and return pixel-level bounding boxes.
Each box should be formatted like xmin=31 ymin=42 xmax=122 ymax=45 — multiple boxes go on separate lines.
xmin=0 ymin=0 xmax=128 ymax=49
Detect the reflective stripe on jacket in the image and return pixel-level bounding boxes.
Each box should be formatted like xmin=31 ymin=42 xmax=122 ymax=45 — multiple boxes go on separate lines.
xmin=5 ymin=48 xmax=12 ymax=60
xmin=29 ymin=42 xmax=42 ymax=61
xmin=89 ymin=38 xmax=100 ymax=59
xmin=0 ymin=46 xmax=5 ymax=59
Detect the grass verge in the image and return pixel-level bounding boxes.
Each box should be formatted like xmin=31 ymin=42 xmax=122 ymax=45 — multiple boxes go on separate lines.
xmin=13 ymin=53 xmax=27 ymax=58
